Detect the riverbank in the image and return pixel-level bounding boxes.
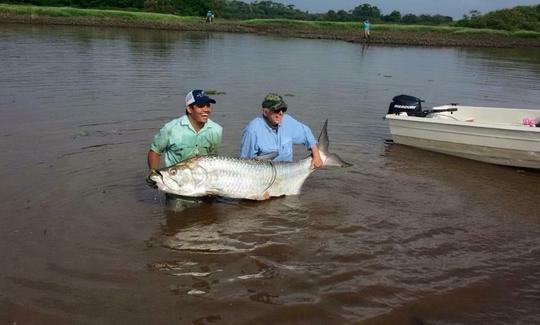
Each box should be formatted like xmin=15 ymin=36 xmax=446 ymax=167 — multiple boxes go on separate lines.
xmin=2 ymin=4 xmax=540 ymax=48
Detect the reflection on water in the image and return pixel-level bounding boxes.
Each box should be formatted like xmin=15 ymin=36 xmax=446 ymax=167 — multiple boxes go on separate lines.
xmin=1 ymin=23 xmax=540 ymax=324
xmin=158 ymin=197 xmax=309 ymax=252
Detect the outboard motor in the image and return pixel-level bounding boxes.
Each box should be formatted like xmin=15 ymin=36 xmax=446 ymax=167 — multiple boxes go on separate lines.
xmin=387 ymin=95 xmax=426 ymax=117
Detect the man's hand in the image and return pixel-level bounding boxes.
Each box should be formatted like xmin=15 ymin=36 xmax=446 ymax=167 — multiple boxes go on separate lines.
xmin=311 ymin=155 xmax=323 ymax=169
xmin=310 ymin=145 xmax=323 ymax=169
xmin=146 ymin=169 xmax=158 ymax=188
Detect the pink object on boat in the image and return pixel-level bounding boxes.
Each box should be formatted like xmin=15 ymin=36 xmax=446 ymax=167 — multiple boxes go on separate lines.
xmin=522 ymin=118 xmax=537 ymax=127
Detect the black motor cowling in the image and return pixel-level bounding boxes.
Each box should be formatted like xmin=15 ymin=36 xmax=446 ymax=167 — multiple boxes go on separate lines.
xmin=387 ymin=95 xmax=426 ymax=117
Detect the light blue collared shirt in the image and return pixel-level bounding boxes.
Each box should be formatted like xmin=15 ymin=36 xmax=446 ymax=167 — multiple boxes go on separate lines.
xmin=240 ymin=114 xmax=317 ymax=162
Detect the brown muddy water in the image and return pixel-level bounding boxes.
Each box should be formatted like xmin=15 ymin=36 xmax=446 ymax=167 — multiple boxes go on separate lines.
xmin=1 ymin=24 xmax=539 ymax=324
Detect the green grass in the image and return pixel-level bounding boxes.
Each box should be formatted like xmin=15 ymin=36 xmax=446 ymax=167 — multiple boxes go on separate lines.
xmin=242 ymin=19 xmax=358 ymax=32
xmin=450 ymin=27 xmax=540 ymax=38
xmin=513 ymin=30 xmax=540 ymax=39
xmin=451 ymin=28 xmax=510 ymax=36
xmin=236 ymin=17 xmax=540 ymax=37
xmin=0 ymin=4 xmax=200 ymax=23
xmin=373 ymin=23 xmax=456 ymax=32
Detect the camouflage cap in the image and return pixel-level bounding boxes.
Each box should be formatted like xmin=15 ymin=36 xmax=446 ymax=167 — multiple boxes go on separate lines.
xmin=262 ymin=93 xmax=287 ymax=111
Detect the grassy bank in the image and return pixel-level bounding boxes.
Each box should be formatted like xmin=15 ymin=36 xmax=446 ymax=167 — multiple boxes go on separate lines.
xmin=2 ymin=4 xmax=540 ymax=47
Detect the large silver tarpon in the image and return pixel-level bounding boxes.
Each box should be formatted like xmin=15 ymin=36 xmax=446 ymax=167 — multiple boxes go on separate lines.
xmin=149 ymin=120 xmax=350 ymax=200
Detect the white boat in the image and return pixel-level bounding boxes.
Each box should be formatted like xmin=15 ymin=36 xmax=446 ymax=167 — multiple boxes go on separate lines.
xmin=384 ymin=95 xmax=540 ymax=170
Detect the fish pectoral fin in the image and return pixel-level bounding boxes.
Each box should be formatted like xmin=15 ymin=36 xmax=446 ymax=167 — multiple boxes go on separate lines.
xmin=206 ymin=186 xmax=224 ymax=196
xmin=254 ymin=152 xmax=278 ymax=161
xmin=246 ymin=191 xmax=270 ymax=201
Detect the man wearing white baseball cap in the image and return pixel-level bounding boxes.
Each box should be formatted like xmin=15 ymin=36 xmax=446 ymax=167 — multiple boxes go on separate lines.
xmin=146 ymin=89 xmax=222 ymax=187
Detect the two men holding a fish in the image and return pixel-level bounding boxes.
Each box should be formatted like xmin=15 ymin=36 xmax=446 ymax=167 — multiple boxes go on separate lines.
xmin=146 ymin=90 xmax=341 ymax=201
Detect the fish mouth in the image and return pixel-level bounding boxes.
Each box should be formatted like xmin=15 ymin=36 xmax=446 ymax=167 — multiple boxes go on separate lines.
xmin=149 ymin=169 xmax=164 ymax=184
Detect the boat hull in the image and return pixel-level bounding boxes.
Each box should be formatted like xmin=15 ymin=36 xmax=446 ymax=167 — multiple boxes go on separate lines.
xmin=386 ymin=105 xmax=540 ymax=169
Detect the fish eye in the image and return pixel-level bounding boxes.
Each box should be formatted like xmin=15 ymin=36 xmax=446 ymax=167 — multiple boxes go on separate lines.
xmin=170 ymin=168 xmax=177 ymax=176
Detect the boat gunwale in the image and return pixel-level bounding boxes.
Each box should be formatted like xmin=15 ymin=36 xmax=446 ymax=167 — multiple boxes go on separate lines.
xmin=385 ymin=112 xmax=540 ymax=134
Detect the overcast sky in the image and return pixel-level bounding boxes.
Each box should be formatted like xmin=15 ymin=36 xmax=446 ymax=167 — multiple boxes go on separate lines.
xmin=267 ymin=0 xmax=540 ymax=19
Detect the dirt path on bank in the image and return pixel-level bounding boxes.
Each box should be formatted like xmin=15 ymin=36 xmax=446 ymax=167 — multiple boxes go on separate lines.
xmin=2 ymin=14 xmax=540 ymax=48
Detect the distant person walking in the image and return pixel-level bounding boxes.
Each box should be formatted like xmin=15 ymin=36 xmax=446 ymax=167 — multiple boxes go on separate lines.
xmin=206 ymin=10 xmax=214 ymax=23
xmin=362 ymin=19 xmax=370 ymax=40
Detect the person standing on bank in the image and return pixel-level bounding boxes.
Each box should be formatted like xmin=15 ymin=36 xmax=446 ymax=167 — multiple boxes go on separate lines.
xmin=146 ymin=89 xmax=222 ymax=187
xmin=362 ymin=19 xmax=370 ymax=40
xmin=240 ymin=93 xmax=323 ymax=169
xmin=206 ymin=10 xmax=214 ymax=23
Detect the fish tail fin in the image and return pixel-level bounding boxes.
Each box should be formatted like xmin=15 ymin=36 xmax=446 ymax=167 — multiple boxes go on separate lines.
xmin=317 ymin=120 xmax=352 ymax=167
xmin=318 ymin=119 xmax=329 ymax=154
xmin=324 ymin=153 xmax=352 ymax=167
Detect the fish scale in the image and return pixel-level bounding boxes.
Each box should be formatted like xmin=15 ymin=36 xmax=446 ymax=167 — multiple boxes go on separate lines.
xmin=201 ymin=157 xmax=276 ymax=197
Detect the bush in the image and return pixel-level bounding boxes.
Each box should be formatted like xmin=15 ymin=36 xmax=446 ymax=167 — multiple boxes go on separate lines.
xmin=457 ymin=5 xmax=540 ymax=32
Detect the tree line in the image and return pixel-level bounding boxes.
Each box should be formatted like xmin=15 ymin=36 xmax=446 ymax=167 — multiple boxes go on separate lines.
xmin=3 ymin=0 xmax=540 ymax=31
xmin=457 ymin=5 xmax=540 ymax=32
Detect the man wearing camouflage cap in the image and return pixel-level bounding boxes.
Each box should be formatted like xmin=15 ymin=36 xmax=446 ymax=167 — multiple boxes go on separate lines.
xmin=240 ymin=93 xmax=323 ymax=169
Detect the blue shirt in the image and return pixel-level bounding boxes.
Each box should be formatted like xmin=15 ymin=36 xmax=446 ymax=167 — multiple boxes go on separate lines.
xmin=150 ymin=115 xmax=222 ymax=167
xmin=240 ymin=114 xmax=317 ymax=162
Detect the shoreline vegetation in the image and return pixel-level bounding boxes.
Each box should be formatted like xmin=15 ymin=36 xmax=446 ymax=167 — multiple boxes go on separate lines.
xmin=2 ymin=4 xmax=540 ymax=48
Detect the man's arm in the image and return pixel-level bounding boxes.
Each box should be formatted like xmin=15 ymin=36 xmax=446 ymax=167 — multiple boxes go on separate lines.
xmin=148 ymin=123 xmax=170 ymax=169
xmin=145 ymin=150 xmax=161 ymax=188
xmin=240 ymin=129 xmax=257 ymax=158
xmin=286 ymin=116 xmax=317 ymax=150
xmin=147 ymin=150 xmax=161 ymax=170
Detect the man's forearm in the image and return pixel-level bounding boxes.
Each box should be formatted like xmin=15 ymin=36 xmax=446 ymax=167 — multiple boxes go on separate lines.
xmin=310 ymin=145 xmax=321 ymax=158
xmin=147 ymin=150 xmax=161 ymax=169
